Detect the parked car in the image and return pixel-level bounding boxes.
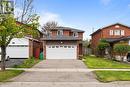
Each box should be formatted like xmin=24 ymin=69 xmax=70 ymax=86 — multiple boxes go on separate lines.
xmin=0 ymin=52 xmax=10 ymax=61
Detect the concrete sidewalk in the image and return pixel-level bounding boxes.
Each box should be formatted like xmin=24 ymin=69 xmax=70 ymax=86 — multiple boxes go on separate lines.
xmin=7 ymin=68 xmax=130 ymax=72
xmin=1 ymin=81 xmax=130 ymax=87
xmin=1 ymin=60 xmax=130 ymax=87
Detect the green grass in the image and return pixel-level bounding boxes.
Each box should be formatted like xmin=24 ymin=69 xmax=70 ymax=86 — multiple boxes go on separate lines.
xmin=94 ymin=71 xmax=130 ymax=82
xmin=0 ymin=70 xmax=24 ymax=82
xmin=13 ymin=57 xmax=40 ymax=68
xmin=84 ymin=55 xmax=130 ymax=69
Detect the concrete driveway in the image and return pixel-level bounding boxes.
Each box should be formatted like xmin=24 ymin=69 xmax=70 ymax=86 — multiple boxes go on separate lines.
xmin=9 ymin=59 xmax=97 ymax=82
xmin=33 ymin=59 xmax=87 ymax=69
xmin=1 ymin=60 xmax=130 ymax=87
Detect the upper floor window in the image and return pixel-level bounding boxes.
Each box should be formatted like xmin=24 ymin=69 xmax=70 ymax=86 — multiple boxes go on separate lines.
xmin=73 ymin=32 xmax=78 ymax=37
xmin=109 ymin=30 xmax=124 ymax=36
xmin=114 ymin=30 xmax=121 ymax=35
xmin=57 ymin=30 xmax=63 ymax=36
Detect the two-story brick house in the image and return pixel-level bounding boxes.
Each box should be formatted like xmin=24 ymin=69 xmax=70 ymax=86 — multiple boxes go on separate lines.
xmin=91 ymin=23 xmax=130 ymax=54
xmin=42 ymin=26 xmax=84 ymax=59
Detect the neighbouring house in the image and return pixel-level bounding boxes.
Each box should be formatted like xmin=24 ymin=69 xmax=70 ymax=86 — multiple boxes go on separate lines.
xmin=91 ymin=23 xmax=130 ymax=60
xmin=42 ymin=26 xmax=84 ymax=59
xmin=0 ymin=22 xmax=43 ymax=60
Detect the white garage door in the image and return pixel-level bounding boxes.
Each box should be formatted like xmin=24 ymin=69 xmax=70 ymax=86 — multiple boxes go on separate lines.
xmin=46 ymin=45 xmax=77 ymax=59
xmin=6 ymin=46 xmax=29 ymax=58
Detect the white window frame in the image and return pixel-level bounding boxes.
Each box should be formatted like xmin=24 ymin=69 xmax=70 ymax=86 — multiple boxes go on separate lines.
xmin=73 ymin=32 xmax=78 ymax=37
xmin=57 ymin=30 xmax=63 ymax=36
xmin=114 ymin=30 xmax=121 ymax=35
xmin=113 ymin=30 xmax=125 ymax=36
xmin=109 ymin=30 xmax=113 ymax=35
xmin=121 ymin=30 xmax=124 ymax=36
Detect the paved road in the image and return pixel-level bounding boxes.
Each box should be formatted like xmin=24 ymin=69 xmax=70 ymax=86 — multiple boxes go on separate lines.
xmin=1 ymin=59 xmax=130 ymax=87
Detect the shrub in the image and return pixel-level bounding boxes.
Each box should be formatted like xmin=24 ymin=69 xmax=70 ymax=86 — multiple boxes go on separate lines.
xmin=114 ymin=44 xmax=130 ymax=61
xmin=13 ymin=57 xmax=40 ymax=68
xmin=97 ymin=39 xmax=110 ymax=57
xmin=97 ymin=42 xmax=110 ymax=51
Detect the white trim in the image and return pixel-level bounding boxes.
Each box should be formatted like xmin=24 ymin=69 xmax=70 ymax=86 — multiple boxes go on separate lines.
xmin=73 ymin=32 xmax=78 ymax=37
xmin=121 ymin=30 xmax=124 ymax=36
xmin=46 ymin=45 xmax=77 ymax=59
xmin=57 ymin=30 xmax=63 ymax=36
xmin=109 ymin=30 xmax=113 ymax=35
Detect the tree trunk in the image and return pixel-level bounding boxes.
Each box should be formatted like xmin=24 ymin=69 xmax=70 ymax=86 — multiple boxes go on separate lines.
xmin=1 ymin=45 xmax=6 ymax=71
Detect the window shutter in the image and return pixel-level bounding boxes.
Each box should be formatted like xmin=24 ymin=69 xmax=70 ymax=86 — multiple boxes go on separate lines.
xmin=121 ymin=30 xmax=124 ymax=35
xmin=109 ymin=30 xmax=113 ymax=35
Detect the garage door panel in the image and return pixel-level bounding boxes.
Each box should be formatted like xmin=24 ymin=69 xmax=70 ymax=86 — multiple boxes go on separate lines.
xmin=46 ymin=45 xmax=77 ymax=59
xmin=6 ymin=47 xmax=29 ymax=58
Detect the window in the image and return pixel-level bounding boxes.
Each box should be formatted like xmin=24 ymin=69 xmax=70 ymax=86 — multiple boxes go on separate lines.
xmin=57 ymin=30 xmax=63 ymax=36
xmin=114 ymin=30 xmax=120 ymax=35
xmin=72 ymin=46 xmax=74 ymax=48
xmin=109 ymin=30 xmax=113 ymax=35
xmin=12 ymin=42 xmax=15 ymax=44
xmin=56 ymin=46 xmax=59 ymax=48
xmin=60 ymin=46 xmax=63 ymax=48
xmin=47 ymin=31 xmax=52 ymax=36
xmin=48 ymin=46 xmax=51 ymax=48
xmin=68 ymin=46 xmax=71 ymax=48
xmin=64 ymin=46 xmax=67 ymax=48
xmin=73 ymin=32 xmax=78 ymax=37
xmin=52 ymin=46 xmax=55 ymax=48
xmin=110 ymin=30 xmax=125 ymax=36
xmin=121 ymin=30 xmax=124 ymax=35
xmin=8 ymin=45 xmax=28 ymax=47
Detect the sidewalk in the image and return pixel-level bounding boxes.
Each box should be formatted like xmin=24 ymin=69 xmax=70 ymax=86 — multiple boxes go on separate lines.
xmin=1 ymin=60 xmax=130 ymax=87
xmin=7 ymin=68 xmax=130 ymax=72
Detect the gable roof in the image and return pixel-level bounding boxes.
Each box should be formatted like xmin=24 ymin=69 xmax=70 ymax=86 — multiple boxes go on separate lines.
xmin=91 ymin=23 xmax=130 ymax=36
xmin=49 ymin=26 xmax=85 ymax=32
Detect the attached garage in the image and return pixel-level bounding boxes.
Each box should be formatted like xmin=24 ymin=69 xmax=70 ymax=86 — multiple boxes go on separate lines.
xmin=46 ymin=45 xmax=77 ymax=59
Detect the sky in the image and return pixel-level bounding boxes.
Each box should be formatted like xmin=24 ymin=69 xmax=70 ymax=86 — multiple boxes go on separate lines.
xmin=17 ymin=0 xmax=130 ymax=39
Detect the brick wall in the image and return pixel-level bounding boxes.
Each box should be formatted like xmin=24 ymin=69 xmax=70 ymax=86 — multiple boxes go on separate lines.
xmin=63 ymin=30 xmax=70 ymax=36
xmin=50 ymin=30 xmax=83 ymax=40
xmin=78 ymin=32 xmax=83 ymax=39
xmin=102 ymin=25 xmax=130 ymax=38
xmin=91 ymin=24 xmax=130 ymax=54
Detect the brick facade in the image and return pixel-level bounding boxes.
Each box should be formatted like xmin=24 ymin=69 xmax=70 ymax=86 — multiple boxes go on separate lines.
xmin=42 ymin=27 xmax=84 ymax=59
xmin=91 ymin=23 xmax=130 ymax=54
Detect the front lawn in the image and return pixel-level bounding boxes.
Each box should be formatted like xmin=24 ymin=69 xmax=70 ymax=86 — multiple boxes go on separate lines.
xmin=94 ymin=71 xmax=130 ymax=82
xmin=0 ymin=70 xmax=24 ymax=82
xmin=84 ymin=56 xmax=130 ymax=69
xmin=13 ymin=57 xmax=40 ymax=68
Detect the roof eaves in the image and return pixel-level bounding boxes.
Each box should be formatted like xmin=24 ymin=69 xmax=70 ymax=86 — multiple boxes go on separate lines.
xmin=90 ymin=29 xmax=101 ymax=36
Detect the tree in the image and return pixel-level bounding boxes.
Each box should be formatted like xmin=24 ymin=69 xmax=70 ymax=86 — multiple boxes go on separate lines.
xmin=0 ymin=0 xmax=39 ymax=71
xmin=97 ymin=39 xmax=110 ymax=57
xmin=83 ymin=39 xmax=90 ymax=48
xmin=42 ymin=21 xmax=58 ymax=35
xmin=0 ymin=14 xmax=39 ymax=71
xmin=114 ymin=44 xmax=130 ymax=62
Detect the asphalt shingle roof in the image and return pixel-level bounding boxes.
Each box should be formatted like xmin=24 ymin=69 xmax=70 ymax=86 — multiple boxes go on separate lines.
xmin=106 ymin=36 xmax=130 ymax=43
xmin=50 ymin=26 xmax=84 ymax=32
xmin=42 ymin=36 xmax=81 ymax=41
